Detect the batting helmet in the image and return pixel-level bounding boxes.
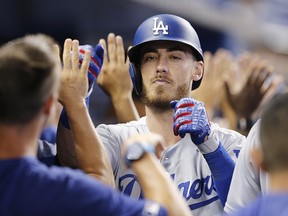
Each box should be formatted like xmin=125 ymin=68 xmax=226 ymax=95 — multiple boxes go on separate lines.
xmin=128 ymin=14 xmax=204 ymax=96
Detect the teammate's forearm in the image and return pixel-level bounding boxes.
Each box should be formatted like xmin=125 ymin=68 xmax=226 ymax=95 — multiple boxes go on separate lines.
xmin=111 ymin=93 xmax=140 ymax=123
xmin=58 ymin=99 xmax=115 ymax=188
xmin=57 ymin=123 xmax=78 ymax=167
xmin=132 ymin=153 xmax=192 ymax=216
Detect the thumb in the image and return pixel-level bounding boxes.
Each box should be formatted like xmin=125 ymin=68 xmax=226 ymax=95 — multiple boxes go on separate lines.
xmin=95 ymin=44 xmax=104 ymax=64
xmin=170 ymin=100 xmax=178 ymax=109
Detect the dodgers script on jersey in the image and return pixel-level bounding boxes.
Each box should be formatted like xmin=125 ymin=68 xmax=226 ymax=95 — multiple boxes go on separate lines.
xmin=96 ymin=117 xmax=244 ymax=216
xmin=224 ymin=120 xmax=269 ymax=213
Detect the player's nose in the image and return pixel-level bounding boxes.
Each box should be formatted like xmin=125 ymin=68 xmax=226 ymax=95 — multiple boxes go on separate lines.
xmin=156 ymin=55 xmax=169 ymax=73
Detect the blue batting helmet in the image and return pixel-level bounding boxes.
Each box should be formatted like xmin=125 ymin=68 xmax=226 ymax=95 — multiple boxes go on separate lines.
xmin=128 ymin=14 xmax=204 ymax=96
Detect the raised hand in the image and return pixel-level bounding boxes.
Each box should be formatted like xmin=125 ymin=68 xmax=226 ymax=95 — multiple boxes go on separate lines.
xmin=96 ymin=33 xmax=139 ymax=122
xmin=170 ymin=98 xmax=211 ymax=145
xmin=58 ymin=39 xmax=91 ymax=107
xmin=225 ymin=55 xmax=273 ymax=118
xmin=97 ymin=33 xmax=131 ymax=99
xmin=192 ymin=49 xmax=234 ymax=117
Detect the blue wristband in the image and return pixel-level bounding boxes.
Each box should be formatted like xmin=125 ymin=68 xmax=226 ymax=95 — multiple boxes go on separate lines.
xmin=203 ymin=143 xmax=235 ymax=206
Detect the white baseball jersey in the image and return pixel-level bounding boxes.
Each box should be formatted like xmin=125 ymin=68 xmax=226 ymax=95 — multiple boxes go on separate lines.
xmin=96 ymin=116 xmax=244 ymax=216
xmin=224 ymin=120 xmax=269 ymax=214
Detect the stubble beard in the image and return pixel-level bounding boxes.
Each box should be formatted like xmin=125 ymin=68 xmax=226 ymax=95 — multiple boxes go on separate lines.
xmin=140 ymin=83 xmax=191 ymax=112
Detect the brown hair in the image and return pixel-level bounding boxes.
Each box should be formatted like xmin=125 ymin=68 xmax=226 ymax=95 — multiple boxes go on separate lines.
xmin=0 ymin=34 xmax=60 ymax=125
xmin=260 ymin=92 xmax=288 ymax=172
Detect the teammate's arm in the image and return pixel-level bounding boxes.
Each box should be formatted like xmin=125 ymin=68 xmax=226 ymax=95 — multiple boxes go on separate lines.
xmin=56 ymin=39 xmax=115 ymax=187
xmin=97 ymin=33 xmax=140 ymax=123
xmin=123 ymin=133 xmax=192 ymax=216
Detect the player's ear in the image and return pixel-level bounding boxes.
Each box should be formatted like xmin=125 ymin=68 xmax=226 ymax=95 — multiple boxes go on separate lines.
xmin=192 ymin=61 xmax=203 ymax=81
xmin=251 ymin=147 xmax=267 ymax=171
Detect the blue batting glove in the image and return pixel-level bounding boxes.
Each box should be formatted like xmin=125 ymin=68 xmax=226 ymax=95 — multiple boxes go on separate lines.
xmin=78 ymin=44 xmax=104 ymax=96
xmin=170 ymin=98 xmax=211 ymax=145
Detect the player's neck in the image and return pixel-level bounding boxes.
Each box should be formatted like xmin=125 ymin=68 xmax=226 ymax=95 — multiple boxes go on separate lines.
xmin=0 ymin=120 xmax=41 ymax=159
xmin=145 ymin=107 xmax=181 ymax=147
xmin=269 ymin=171 xmax=288 ymax=192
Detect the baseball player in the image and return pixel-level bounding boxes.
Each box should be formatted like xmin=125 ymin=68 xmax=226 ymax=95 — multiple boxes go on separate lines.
xmin=57 ymin=14 xmax=245 ymax=216
xmin=224 ymin=93 xmax=288 ymax=215
xmin=224 ymin=120 xmax=269 ymax=213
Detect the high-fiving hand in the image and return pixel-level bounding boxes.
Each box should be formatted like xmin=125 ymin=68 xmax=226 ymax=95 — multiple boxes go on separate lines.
xmin=97 ymin=33 xmax=131 ymax=99
xmin=58 ymin=39 xmax=92 ymax=108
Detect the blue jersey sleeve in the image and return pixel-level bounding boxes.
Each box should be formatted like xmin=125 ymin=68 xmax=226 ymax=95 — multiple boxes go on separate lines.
xmin=7 ymin=159 xmax=167 ymax=216
xmin=40 ymin=126 xmax=57 ymax=144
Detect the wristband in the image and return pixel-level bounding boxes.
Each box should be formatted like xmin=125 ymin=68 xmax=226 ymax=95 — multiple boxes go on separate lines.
xmin=197 ymin=130 xmax=219 ymax=154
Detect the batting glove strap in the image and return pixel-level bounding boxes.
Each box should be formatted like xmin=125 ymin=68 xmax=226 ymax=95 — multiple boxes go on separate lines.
xmin=196 ymin=129 xmax=220 ymax=154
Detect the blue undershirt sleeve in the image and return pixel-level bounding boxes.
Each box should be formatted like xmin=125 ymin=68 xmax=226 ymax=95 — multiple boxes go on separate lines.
xmin=203 ymin=143 xmax=235 ymax=206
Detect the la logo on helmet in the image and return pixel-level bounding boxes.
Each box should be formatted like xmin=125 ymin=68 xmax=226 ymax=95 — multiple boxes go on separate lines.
xmin=152 ymin=17 xmax=168 ymax=35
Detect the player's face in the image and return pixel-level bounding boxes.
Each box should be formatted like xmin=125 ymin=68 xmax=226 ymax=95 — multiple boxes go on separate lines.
xmin=139 ymin=41 xmax=199 ymax=110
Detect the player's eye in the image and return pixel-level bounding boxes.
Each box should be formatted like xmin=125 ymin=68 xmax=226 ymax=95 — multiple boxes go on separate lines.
xmin=170 ymin=55 xmax=181 ymax=60
xmin=168 ymin=51 xmax=184 ymax=61
xmin=143 ymin=54 xmax=157 ymax=62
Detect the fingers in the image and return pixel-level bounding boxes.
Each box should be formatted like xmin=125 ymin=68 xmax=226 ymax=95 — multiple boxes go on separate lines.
xmin=63 ymin=38 xmax=72 ymax=72
xmin=148 ymin=133 xmax=165 ymax=159
xmin=72 ymin=40 xmax=80 ymax=74
xmin=107 ymin=33 xmax=116 ymax=62
xmin=99 ymin=38 xmax=108 ymax=66
xmin=256 ymin=69 xmax=271 ymax=88
xmin=246 ymin=57 xmax=279 ymax=97
xmin=214 ymin=49 xmax=233 ymax=76
xmin=247 ymin=60 xmax=273 ymax=93
xmin=101 ymin=33 xmax=126 ymax=64
xmin=80 ymin=49 xmax=91 ymax=76
xmin=123 ymin=133 xmax=165 ymax=159
xmin=63 ymin=39 xmax=82 ymax=72
xmin=116 ymin=35 xmax=126 ymax=63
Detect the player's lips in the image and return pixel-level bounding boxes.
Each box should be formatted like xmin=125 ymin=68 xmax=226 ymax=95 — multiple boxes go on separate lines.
xmin=152 ymin=78 xmax=171 ymax=84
